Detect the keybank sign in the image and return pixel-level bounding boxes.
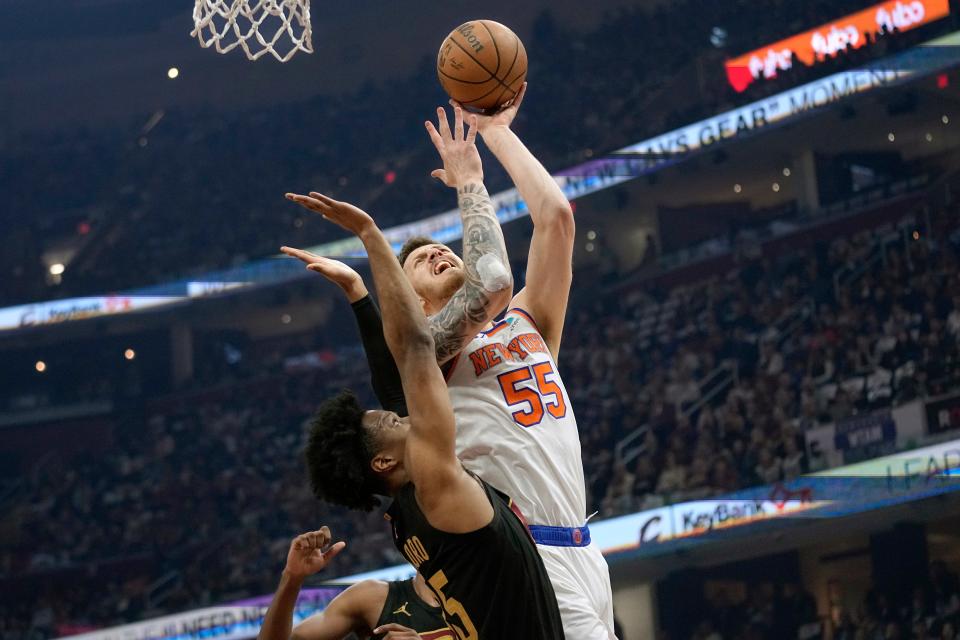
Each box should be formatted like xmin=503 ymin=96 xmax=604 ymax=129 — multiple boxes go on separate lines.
xmin=340 ymin=437 xmax=960 ymax=586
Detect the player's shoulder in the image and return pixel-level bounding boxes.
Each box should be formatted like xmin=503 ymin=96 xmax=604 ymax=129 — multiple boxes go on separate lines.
xmin=331 ymin=578 xmax=391 ymax=615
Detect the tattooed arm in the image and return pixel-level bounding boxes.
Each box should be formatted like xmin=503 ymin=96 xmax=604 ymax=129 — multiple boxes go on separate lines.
xmin=429 ymin=182 xmax=513 ymax=364
xmin=424 ymin=106 xmax=514 ymax=365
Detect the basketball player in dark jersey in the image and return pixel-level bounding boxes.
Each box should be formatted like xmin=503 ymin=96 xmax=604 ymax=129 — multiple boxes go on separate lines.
xmin=258 ymin=527 xmax=452 ymax=640
xmin=289 ymin=107 xmax=562 ymax=640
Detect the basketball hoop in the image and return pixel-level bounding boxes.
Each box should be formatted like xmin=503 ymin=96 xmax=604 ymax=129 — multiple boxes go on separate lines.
xmin=192 ymin=0 xmax=312 ymax=63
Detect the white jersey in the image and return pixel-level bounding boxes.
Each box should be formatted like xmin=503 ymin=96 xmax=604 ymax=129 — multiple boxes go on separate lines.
xmin=444 ymin=307 xmax=587 ymax=528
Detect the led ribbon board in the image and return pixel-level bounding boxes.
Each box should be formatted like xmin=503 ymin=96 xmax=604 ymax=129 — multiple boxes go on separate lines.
xmin=725 ymin=0 xmax=951 ymax=92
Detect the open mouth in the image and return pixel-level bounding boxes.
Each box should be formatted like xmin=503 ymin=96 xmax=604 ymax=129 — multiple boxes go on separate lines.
xmin=433 ymin=261 xmax=453 ymax=276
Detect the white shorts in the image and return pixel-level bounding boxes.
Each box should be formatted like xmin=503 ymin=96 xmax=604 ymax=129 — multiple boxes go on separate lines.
xmin=537 ymin=542 xmax=617 ymax=639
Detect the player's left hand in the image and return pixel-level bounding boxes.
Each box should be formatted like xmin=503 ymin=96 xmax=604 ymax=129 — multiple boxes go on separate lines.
xmin=450 ymin=82 xmax=526 ymax=133
xmin=372 ymin=623 xmax=425 ymax=639
xmin=279 ymin=247 xmax=368 ymax=303
xmin=285 ymin=192 xmax=376 ymax=237
xmin=284 ymin=527 xmax=346 ymax=579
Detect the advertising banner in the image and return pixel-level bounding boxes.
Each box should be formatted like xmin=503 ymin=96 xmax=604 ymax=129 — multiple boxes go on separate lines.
xmin=59 ymin=588 xmax=343 ymax=640
xmin=725 ymin=0 xmax=951 ymax=92
xmin=0 ymin=295 xmax=182 ymax=331
xmin=834 ymin=410 xmax=898 ymax=463
xmin=926 ymin=391 xmax=960 ymax=435
xmin=59 ymin=439 xmax=960 ymax=640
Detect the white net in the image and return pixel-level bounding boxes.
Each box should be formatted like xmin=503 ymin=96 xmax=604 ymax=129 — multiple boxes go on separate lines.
xmin=192 ymin=0 xmax=313 ymax=63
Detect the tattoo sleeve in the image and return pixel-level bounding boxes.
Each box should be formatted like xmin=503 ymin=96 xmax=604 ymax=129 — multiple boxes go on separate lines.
xmin=429 ymin=182 xmax=513 ymax=364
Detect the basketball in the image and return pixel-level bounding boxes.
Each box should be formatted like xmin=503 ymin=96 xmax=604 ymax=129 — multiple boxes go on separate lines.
xmin=437 ymin=20 xmax=528 ymax=114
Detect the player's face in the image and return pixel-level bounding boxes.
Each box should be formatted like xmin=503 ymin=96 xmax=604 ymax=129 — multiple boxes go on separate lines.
xmin=362 ymin=409 xmax=410 ymax=461
xmin=402 ymin=244 xmax=466 ymax=310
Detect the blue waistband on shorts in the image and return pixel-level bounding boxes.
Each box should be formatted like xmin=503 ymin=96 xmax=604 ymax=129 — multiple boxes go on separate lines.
xmin=529 ymin=524 xmax=591 ymax=547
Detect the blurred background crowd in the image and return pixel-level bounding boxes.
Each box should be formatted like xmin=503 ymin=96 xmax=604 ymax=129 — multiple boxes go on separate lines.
xmin=3 ymin=0 xmax=960 ymax=638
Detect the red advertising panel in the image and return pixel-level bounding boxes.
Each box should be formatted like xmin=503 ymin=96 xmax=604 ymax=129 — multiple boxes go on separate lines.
xmin=725 ymin=0 xmax=951 ymax=92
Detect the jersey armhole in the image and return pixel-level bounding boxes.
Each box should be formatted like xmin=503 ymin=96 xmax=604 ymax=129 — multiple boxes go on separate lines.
xmin=505 ymin=307 xmax=542 ymax=334
xmin=441 ymin=352 xmax=460 ymax=382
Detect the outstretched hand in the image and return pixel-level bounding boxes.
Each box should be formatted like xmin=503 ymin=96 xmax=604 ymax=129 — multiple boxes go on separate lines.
xmin=285 ymin=192 xmax=376 ymax=237
xmin=284 ymin=527 xmax=346 ymax=579
xmin=425 ymin=105 xmax=483 ymax=188
xmin=450 ymin=82 xmax=527 ymax=133
xmin=280 ymin=247 xmax=368 ymax=302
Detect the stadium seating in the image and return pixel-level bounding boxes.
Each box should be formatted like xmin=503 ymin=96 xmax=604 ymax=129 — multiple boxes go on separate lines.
xmin=0 ymin=0 xmax=917 ymax=307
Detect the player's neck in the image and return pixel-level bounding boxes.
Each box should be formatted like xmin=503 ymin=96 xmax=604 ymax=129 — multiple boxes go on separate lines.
xmin=424 ymin=295 xmax=495 ymax=332
xmin=384 ymin=469 xmax=410 ymax=496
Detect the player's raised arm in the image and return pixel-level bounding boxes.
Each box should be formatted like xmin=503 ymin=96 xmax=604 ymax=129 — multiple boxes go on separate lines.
xmin=455 ymin=84 xmax=575 ymax=359
xmin=424 ymin=106 xmax=514 ymax=364
xmin=279 ymin=248 xmax=407 ymax=416
xmin=258 ymin=528 xmax=349 ymax=640
xmin=284 ymin=189 xmax=493 ymax=531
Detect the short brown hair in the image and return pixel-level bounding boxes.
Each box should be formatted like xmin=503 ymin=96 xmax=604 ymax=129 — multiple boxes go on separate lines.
xmin=398 ymin=236 xmax=436 ymax=267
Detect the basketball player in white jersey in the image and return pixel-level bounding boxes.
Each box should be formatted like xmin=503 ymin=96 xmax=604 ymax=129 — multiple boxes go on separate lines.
xmin=286 ymin=86 xmax=616 ymax=639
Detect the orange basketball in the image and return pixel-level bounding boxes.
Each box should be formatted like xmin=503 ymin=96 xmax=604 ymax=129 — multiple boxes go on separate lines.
xmin=437 ymin=20 xmax=528 ymax=114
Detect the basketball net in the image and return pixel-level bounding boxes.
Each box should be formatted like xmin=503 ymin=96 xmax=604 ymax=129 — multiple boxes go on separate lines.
xmin=192 ymin=0 xmax=312 ymax=63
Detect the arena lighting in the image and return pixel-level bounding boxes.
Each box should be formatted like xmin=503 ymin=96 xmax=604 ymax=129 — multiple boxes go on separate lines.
xmin=772 ymin=182 xmax=781 ymax=192
xmin=926 ymin=132 xmax=934 ymax=141
xmin=35 ymin=361 xmax=46 ymax=373
xmin=49 ymin=263 xmax=65 ymax=276
xmin=281 ymin=313 xmax=292 ymax=324
xmin=733 ymin=183 xmax=742 ymax=193
xmin=782 ymin=167 xmax=791 ymax=177
xmin=888 ymin=132 xmax=896 ymax=142
xmin=167 ymin=67 xmax=180 ymax=79
xmin=913 ymin=230 xmax=921 ymax=240
xmin=587 ymin=230 xmax=597 ymax=240
xmin=710 ymin=26 xmax=728 ymax=48
xmin=943 ymin=115 xmax=951 ymax=124
xmin=124 ymin=348 xmax=136 ymax=361
xmin=585 ymin=242 xmax=595 ymax=252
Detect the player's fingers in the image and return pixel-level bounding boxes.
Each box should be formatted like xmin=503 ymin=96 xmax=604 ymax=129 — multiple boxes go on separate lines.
xmin=430 ymin=169 xmax=447 ymax=182
xmin=466 ymin=115 xmax=478 ymax=145
xmin=373 ymin=623 xmax=417 ymax=634
xmin=305 ymin=257 xmax=337 ymax=272
xmin=449 ymin=98 xmax=464 ymax=110
xmin=511 ymin=81 xmax=528 ymax=109
xmin=424 ymin=121 xmax=444 ymax=152
xmin=286 ymin=193 xmax=329 ymax=215
xmin=436 ymin=107 xmax=452 ymax=140
xmin=318 ymin=526 xmax=331 ymax=546
xmin=280 ymin=247 xmax=318 ymax=263
xmin=322 ymin=540 xmax=346 ymax=561
xmin=292 ymin=533 xmax=310 ymax=550
xmin=285 ymin=192 xmax=319 ymax=207
xmin=307 ymin=192 xmax=338 ymax=206
xmin=306 ymin=263 xmax=329 ymax=275
xmin=453 ymin=105 xmax=464 ymax=141
xmin=307 ymin=532 xmax=320 ymax=549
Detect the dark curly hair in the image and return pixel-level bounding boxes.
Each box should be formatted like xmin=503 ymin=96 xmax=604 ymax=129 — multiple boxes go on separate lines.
xmin=304 ymin=390 xmax=385 ymax=511
xmin=398 ymin=235 xmax=437 ymax=267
